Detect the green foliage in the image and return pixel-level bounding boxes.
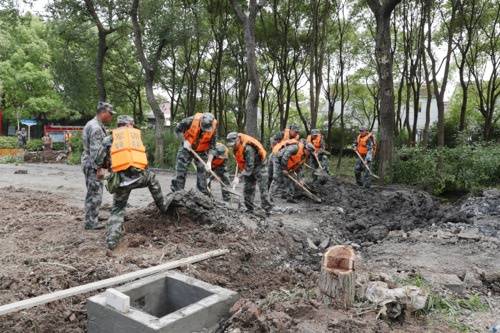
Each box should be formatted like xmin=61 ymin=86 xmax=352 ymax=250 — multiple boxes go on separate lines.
xmin=25 ymin=139 xmax=43 ymax=151
xmin=67 ymin=132 xmax=83 ymax=165
xmin=0 ymin=155 xmax=22 ymax=163
xmin=0 ymin=15 xmax=69 ymax=121
xmin=142 ymin=129 xmax=179 ymax=169
xmin=0 ymin=136 xmax=18 ymax=148
xmin=392 ymin=144 xmax=500 ymax=195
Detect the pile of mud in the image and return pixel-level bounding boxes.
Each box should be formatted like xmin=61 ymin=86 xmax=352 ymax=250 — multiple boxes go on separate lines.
xmin=311 ymin=178 xmax=470 ymax=243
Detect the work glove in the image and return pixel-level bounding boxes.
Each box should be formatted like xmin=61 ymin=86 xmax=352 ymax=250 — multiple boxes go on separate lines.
xmin=282 ymin=169 xmax=289 ymax=177
xmin=205 ymin=162 xmax=212 ymax=172
xmin=183 ymin=140 xmax=192 ymax=150
xmin=352 ymin=143 xmax=357 ymax=150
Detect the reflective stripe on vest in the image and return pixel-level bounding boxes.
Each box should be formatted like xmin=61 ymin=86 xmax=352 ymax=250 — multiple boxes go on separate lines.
xmin=183 ymin=113 xmax=218 ymax=152
xmin=356 ymin=133 xmax=373 ymax=156
xmin=111 ymin=127 xmax=148 ymax=172
xmin=234 ymin=133 xmax=267 ymax=171
xmin=306 ymin=134 xmax=322 ymax=152
xmin=272 ymin=138 xmax=299 ymax=155
xmin=287 ymin=142 xmax=306 ymax=171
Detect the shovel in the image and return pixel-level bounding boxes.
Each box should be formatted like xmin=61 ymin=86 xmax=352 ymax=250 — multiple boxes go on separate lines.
xmin=286 ymin=173 xmax=322 ymax=203
xmin=354 ymin=150 xmax=380 ymax=179
xmin=186 ymin=147 xmax=242 ymax=197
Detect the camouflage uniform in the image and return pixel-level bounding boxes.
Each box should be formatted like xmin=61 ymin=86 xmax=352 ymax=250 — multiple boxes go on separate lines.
xmin=209 ymin=145 xmax=231 ymax=201
xmin=308 ymin=136 xmax=330 ymax=175
xmin=267 ymin=132 xmax=284 ymax=189
xmin=354 ymin=137 xmax=374 ymax=188
xmin=81 ymin=117 xmax=107 ymax=229
xmin=270 ymin=143 xmax=300 ymax=198
xmin=96 ymin=134 xmax=167 ymax=249
xmin=239 ymin=145 xmax=272 ymax=212
xmin=171 ymin=116 xmax=217 ymax=195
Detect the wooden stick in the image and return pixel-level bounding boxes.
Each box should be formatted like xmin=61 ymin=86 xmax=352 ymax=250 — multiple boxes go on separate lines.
xmin=354 ymin=150 xmax=380 ymax=179
xmin=286 ymin=173 xmax=322 ymax=203
xmin=187 ymin=147 xmax=241 ymax=197
xmin=0 ymin=249 xmax=229 ymax=316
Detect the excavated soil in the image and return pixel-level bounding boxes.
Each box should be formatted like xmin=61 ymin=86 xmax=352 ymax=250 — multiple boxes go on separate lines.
xmin=0 ymin=175 xmax=499 ymax=332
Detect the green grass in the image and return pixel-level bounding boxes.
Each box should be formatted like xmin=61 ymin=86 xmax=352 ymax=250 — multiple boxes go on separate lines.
xmin=330 ymin=155 xmax=356 ymax=180
xmin=397 ymin=274 xmax=489 ymax=332
xmin=0 ymin=156 xmax=23 ymax=164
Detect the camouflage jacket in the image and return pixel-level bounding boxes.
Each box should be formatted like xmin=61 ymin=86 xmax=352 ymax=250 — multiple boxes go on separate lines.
xmin=81 ymin=117 xmax=107 ymax=169
xmin=175 ymin=116 xmax=217 ymax=156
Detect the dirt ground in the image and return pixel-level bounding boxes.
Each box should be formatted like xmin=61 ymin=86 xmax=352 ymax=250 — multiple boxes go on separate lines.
xmin=0 ymin=163 xmax=499 ymax=332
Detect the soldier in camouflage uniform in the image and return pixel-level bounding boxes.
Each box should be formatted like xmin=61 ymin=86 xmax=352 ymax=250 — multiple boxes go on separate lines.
xmin=208 ymin=142 xmax=231 ymax=201
xmin=307 ymin=129 xmax=330 ymax=175
xmin=267 ymin=125 xmax=300 ymax=189
xmin=271 ymin=139 xmax=314 ymax=202
xmin=96 ymin=115 xmax=168 ymax=249
xmin=226 ymin=132 xmax=272 ymax=213
xmin=81 ymin=102 xmax=114 ymax=230
xmin=171 ymin=113 xmax=217 ymax=195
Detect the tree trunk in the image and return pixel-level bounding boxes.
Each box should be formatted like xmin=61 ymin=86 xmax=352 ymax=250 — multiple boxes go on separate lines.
xmin=318 ymin=245 xmax=356 ymax=309
xmin=130 ymin=0 xmax=165 ymax=166
xmin=231 ymin=0 xmax=260 ymax=136
xmin=367 ymin=0 xmax=402 ymax=182
xmin=96 ymin=30 xmax=108 ymax=101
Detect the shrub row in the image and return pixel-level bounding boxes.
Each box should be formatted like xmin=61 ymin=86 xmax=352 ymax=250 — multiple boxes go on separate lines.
xmin=391 ymin=144 xmax=500 ymax=195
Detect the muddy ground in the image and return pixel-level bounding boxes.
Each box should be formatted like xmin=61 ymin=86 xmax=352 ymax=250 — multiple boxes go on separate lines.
xmin=0 ymin=163 xmax=499 ymax=332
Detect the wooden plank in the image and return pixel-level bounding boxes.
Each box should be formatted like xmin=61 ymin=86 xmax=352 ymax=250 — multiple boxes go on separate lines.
xmin=0 ymin=248 xmax=229 ymax=316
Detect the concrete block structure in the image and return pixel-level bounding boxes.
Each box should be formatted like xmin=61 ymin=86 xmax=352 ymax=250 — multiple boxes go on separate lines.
xmin=87 ymin=270 xmax=239 ymax=333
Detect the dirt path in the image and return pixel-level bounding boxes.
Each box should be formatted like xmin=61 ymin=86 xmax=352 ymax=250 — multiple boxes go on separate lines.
xmin=0 ymin=163 xmax=499 ymax=332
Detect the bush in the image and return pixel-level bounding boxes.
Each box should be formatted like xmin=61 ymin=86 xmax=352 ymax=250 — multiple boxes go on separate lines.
xmin=68 ymin=132 xmax=83 ymax=165
xmin=26 ymin=139 xmax=43 ymax=151
xmin=0 ymin=136 xmax=18 ymax=149
xmin=392 ymin=144 xmax=500 ymax=195
xmin=53 ymin=142 xmax=65 ymax=150
xmin=142 ymin=130 xmax=179 ymax=169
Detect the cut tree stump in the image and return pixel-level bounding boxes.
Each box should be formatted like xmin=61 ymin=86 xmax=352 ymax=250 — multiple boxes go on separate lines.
xmin=318 ymin=245 xmax=356 ymax=309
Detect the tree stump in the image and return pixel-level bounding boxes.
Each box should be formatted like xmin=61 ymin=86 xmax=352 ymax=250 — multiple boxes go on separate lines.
xmin=318 ymin=245 xmax=356 ymax=309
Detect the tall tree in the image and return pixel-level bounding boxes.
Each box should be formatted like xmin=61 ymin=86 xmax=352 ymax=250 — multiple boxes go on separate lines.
xmin=130 ymin=0 xmax=166 ymax=166
xmin=366 ymin=0 xmax=402 ymax=181
xmin=230 ymin=0 xmax=261 ymax=136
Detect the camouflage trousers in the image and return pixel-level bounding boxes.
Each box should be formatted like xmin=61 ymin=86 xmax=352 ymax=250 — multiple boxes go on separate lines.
xmin=106 ymin=169 xmax=166 ymax=249
xmin=208 ymin=165 xmax=231 ymax=201
xmin=83 ymin=165 xmax=103 ymax=228
xmin=309 ymin=152 xmax=330 ymax=174
xmin=354 ymin=158 xmax=371 ymax=188
xmin=242 ymin=163 xmax=272 ymax=212
xmin=269 ymin=158 xmax=296 ymax=198
xmin=267 ymin=155 xmax=276 ymax=189
xmin=171 ymin=147 xmax=209 ymax=195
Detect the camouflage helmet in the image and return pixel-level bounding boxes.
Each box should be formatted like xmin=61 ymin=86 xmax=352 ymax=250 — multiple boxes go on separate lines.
xmin=311 ymin=129 xmax=320 ymax=136
xmin=226 ymin=132 xmax=239 ymax=146
xmin=117 ymin=115 xmax=134 ymax=126
xmin=288 ymin=123 xmax=300 ymax=132
xmin=215 ymin=142 xmax=227 ymax=157
xmin=201 ymin=113 xmax=215 ymax=131
xmin=97 ymin=101 xmax=115 ymax=114
xmin=359 ymin=127 xmax=368 ymax=132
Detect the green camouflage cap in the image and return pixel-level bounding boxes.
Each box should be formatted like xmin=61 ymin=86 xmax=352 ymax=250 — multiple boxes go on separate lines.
xmin=117 ymin=115 xmax=134 ymax=125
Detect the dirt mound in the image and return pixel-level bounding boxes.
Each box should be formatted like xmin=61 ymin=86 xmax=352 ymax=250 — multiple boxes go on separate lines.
xmin=310 ymin=178 xmax=469 ymax=243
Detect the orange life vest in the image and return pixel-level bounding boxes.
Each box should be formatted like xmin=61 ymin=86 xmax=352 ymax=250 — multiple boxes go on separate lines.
xmin=234 ymin=133 xmax=267 ymax=171
xmin=356 ymin=132 xmax=375 ymax=156
xmin=183 ymin=113 xmax=218 ymax=153
xmin=306 ymin=134 xmax=322 ymax=152
xmin=111 ymin=127 xmax=148 ymax=172
xmin=287 ymin=141 xmax=306 ymax=171
xmin=272 ymin=138 xmax=299 ymax=155
xmin=212 ymin=144 xmax=228 ymax=169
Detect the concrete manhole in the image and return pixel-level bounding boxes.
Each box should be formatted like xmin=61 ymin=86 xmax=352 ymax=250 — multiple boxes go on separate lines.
xmin=87 ymin=270 xmax=239 ymax=333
